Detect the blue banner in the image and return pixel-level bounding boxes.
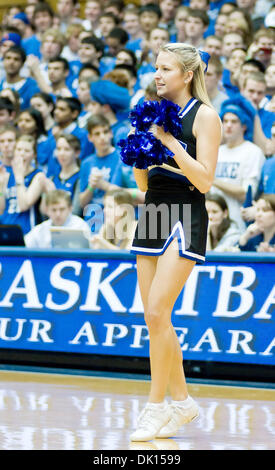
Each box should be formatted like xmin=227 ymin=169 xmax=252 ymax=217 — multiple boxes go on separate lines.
xmin=0 ymin=248 xmax=274 ymax=366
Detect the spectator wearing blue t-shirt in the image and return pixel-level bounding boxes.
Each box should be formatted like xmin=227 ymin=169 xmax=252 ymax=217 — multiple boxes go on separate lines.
xmin=22 ymin=3 xmax=54 ymax=59
xmin=79 ymin=114 xmax=123 ymax=233
xmin=89 ymin=77 xmax=131 ymax=146
xmin=50 ymin=133 xmax=82 ymax=216
xmin=50 ymin=96 xmax=94 ymax=165
xmin=241 ymin=71 xmax=275 ymax=139
xmin=0 ymin=134 xmax=48 ymax=234
xmin=17 ymin=106 xmax=56 ymax=170
xmin=137 ymin=26 xmax=170 ymax=90
xmin=0 ymin=46 xmax=40 ymax=110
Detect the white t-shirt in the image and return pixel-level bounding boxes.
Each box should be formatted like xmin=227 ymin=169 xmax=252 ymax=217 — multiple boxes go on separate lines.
xmin=24 ymin=214 xmax=91 ymax=248
xmin=210 ymin=140 xmax=265 ymax=231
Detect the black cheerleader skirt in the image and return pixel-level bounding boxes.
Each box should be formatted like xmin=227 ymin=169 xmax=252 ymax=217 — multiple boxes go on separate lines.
xmin=131 ymin=171 xmax=208 ymax=264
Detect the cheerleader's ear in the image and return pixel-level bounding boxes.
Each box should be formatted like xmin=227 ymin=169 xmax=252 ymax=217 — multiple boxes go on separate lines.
xmin=184 ymin=70 xmax=193 ymax=85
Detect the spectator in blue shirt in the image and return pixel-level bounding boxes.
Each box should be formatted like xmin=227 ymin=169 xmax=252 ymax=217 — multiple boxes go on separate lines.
xmin=79 ymin=113 xmax=123 ymax=233
xmin=51 ymin=96 xmax=93 ymax=162
xmin=0 ymin=45 xmax=40 ymax=109
xmin=17 ymin=106 xmax=56 ymax=170
xmin=22 ymin=2 xmax=55 ymax=59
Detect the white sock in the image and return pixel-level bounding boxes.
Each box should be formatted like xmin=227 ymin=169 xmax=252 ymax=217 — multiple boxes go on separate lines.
xmin=172 ymin=395 xmax=193 ymax=408
xmin=147 ymin=401 xmax=167 ymax=409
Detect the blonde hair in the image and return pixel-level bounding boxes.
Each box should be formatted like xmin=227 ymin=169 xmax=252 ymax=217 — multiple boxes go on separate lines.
xmin=160 ymin=43 xmax=212 ymax=107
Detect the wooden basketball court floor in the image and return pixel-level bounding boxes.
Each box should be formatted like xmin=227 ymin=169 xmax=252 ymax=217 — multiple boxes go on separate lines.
xmin=0 ymin=366 xmax=274 ymax=451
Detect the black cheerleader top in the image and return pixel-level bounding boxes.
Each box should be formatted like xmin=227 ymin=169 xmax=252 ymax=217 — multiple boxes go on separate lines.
xmin=147 ymin=97 xmax=202 ymax=193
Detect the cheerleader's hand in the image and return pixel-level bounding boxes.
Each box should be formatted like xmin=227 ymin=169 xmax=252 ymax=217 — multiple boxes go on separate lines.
xmin=149 ymin=124 xmax=173 ymax=147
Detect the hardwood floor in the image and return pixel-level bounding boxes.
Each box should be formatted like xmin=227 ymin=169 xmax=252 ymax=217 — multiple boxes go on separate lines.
xmin=0 ymin=369 xmax=274 ymax=450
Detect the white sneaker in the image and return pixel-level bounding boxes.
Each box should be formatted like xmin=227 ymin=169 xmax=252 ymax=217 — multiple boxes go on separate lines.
xmin=130 ymin=402 xmax=171 ymax=442
xmin=156 ymin=397 xmax=199 ymax=438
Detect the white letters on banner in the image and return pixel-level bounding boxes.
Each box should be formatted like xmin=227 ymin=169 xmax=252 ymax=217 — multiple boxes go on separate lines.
xmin=0 ymin=257 xmax=274 ymax=362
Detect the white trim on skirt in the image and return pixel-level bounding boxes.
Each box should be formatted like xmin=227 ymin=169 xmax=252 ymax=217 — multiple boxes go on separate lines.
xmin=130 ymin=221 xmax=205 ymax=262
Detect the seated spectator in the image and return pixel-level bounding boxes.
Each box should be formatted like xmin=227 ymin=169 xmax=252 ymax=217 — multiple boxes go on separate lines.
xmin=26 ymin=28 xmax=66 ymax=88
xmin=10 ymin=12 xmax=33 ymax=40
xmin=184 ymin=9 xmax=209 ymax=48
xmin=50 ymin=134 xmax=81 ymax=215
xmin=210 ymin=100 xmax=265 ymax=231
xmin=105 ymin=27 xmax=129 ymax=58
xmin=214 ymin=13 xmax=228 ymax=39
xmin=39 ymin=56 xmax=73 ymax=99
xmin=82 ymin=0 xmax=102 ymax=33
xmin=0 ymin=97 xmax=16 ymax=127
xmin=206 ymin=193 xmax=241 ymax=251
xmin=22 ymin=2 xmax=55 ymax=58
xmin=61 ymin=23 xmax=84 ymax=62
xmin=224 ymin=16 xmax=251 ymax=48
xmin=0 ymin=31 xmax=22 ymax=81
xmin=159 ymin=0 xmax=178 ymax=33
xmin=264 ymin=64 xmax=275 ymax=104
xmin=79 ymin=113 xmax=123 ymax=233
xmin=30 ymin=92 xmax=55 ymax=133
xmin=255 ymin=123 xmax=275 ymax=195
xmin=205 ymin=56 xmax=228 ymax=113
xmin=0 ymin=134 xmax=49 ymax=234
xmin=138 ymin=26 xmax=170 ymax=90
xmin=224 ymin=47 xmax=247 ymax=91
xmin=0 ymin=45 xmax=40 ymax=109
xmin=56 ymin=0 xmax=82 ymax=34
xmin=91 ymin=189 xmax=136 ymax=250
xmin=0 ymin=87 xmax=21 ymax=119
xmin=123 ymin=6 xmax=145 ymax=55
xmin=17 ymin=106 xmax=56 ymax=169
xmin=204 ymin=35 xmax=223 ymax=58
xmin=226 ymin=7 xmax=253 ymax=45
xmin=70 ymin=35 xmax=106 ymax=80
xmin=76 ymin=77 xmax=95 ymax=128
xmin=221 ymin=32 xmax=246 ymax=65
xmin=24 ymin=189 xmax=91 ymax=248
xmin=246 ymin=27 xmax=275 ymax=68
xmin=51 ymin=96 xmax=93 ymax=162
xmin=96 ymin=12 xmax=119 ymax=46
xmin=138 ymin=3 xmax=162 ymax=40
xmin=0 ymin=124 xmax=17 ymax=167
xmin=114 ymin=63 xmax=144 ymax=108
xmin=241 ymin=71 xmax=275 ymax=139
xmin=236 ymin=0 xmax=265 ymax=32
xmin=89 ymin=77 xmax=131 ymax=146
xmin=238 ymin=194 xmax=275 ymax=251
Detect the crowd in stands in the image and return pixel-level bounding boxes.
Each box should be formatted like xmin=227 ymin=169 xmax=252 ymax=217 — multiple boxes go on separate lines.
xmin=0 ymin=0 xmax=274 ymax=252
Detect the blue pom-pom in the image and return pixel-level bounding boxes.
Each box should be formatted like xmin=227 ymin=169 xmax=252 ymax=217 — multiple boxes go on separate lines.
xmin=158 ymin=99 xmax=182 ymax=137
xmin=118 ymin=131 xmax=174 ymax=170
xmin=129 ymin=100 xmax=160 ymax=132
xmin=119 ymin=99 xmax=182 ymax=168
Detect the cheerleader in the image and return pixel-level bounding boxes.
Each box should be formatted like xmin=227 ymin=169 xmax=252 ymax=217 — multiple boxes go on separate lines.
xmin=129 ymin=43 xmax=222 ymax=441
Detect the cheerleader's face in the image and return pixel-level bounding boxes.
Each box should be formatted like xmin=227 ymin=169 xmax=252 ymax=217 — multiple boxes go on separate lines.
xmin=155 ymin=51 xmax=188 ymax=101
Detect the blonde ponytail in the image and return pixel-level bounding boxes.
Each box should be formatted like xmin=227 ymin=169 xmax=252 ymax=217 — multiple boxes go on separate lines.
xmin=160 ymin=43 xmax=213 ymax=107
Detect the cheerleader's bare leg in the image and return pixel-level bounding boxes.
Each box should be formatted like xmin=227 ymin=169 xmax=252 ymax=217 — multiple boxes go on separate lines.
xmin=131 ymin=240 xmax=198 ymax=441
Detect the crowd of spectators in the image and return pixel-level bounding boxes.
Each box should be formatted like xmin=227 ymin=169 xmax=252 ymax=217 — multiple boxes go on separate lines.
xmin=0 ymin=0 xmax=274 ymax=252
